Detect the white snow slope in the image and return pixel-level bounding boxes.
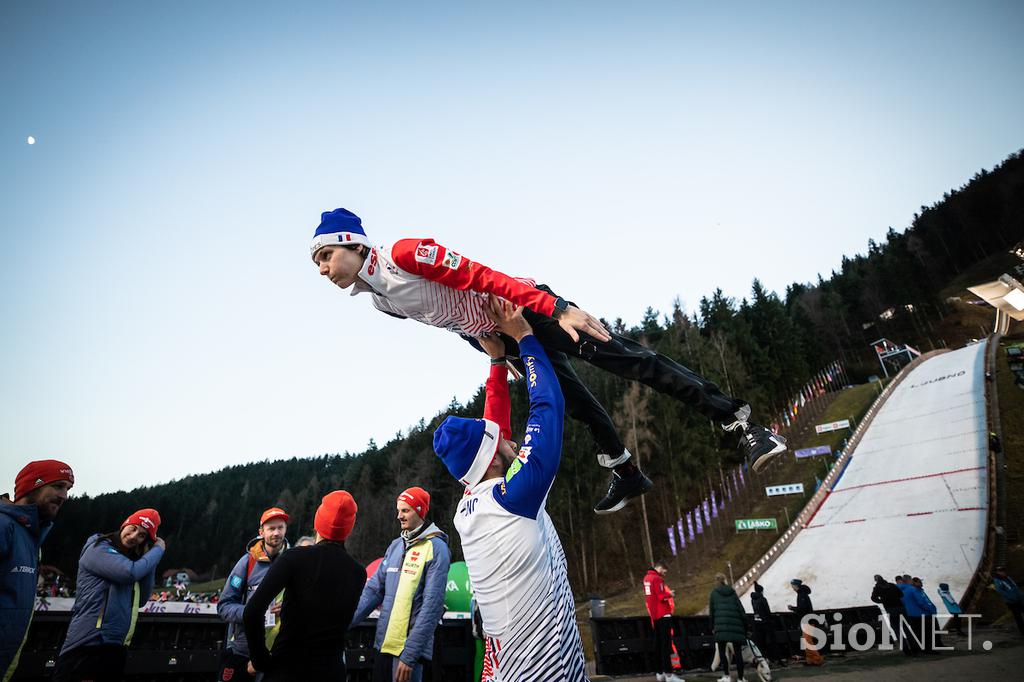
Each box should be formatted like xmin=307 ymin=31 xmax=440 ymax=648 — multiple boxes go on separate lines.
xmin=740 ymin=343 xmax=988 ymax=613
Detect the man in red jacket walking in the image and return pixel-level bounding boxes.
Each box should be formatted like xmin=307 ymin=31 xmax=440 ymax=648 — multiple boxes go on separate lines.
xmin=644 ymin=561 xmax=683 ymax=682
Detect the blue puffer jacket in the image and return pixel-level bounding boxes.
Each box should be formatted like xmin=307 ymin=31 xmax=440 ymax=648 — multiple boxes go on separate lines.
xmin=59 ymin=534 xmax=164 ymax=655
xmin=0 ymin=502 xmax=53 ymax=681
xmin=217 ymin=537 xmax=288 ymax=657
xmin=901 ymin=577 xmax=925 ymax=614
xmin=349 ymin=522 xmax=450 ymax=666
xmin=898 ymin=583 xmax=935 ymax=617
xmin=914 ymin=586 xmax=937 ymax=615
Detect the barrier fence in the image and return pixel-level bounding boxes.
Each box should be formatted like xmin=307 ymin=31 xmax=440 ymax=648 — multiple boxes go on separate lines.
xmin=13 ymin=613 xmax=475 ymax=682
xmin=591 ymin=606 xmax=887 ymax=676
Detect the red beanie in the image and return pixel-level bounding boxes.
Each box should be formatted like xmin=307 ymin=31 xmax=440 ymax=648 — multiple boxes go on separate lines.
xmin=397 ymin=487 xmax=430 ymax=518
xmin=15 ymin=460 xmax=75 ymax=501
xmin=122 ymin=508 xmax=161 ymax=541
xmin=314 ymin=491 xmax=357 ymax=542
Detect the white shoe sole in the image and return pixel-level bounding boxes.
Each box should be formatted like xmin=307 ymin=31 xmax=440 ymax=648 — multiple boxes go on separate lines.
xmin=751 ymin=436 xmax=788 ymax=473
xmin=594 ymin=497 xmax=630 ymax=514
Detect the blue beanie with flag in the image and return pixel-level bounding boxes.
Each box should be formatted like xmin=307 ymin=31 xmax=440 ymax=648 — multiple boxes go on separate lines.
xmin=310 ymin=208 xmax=371 ymax=260
xmin=433 ymin=416 xmax=502 ymax=487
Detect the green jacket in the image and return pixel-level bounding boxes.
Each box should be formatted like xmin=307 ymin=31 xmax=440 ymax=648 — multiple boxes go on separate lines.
xmin=709 ymin=584 xmax=747 ymax=643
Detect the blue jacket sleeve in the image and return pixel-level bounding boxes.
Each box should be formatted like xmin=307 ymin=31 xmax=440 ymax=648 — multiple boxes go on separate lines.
xmin=494 ymin=334 xmax=565 ymax=519
xmin=400 ymin=538 xmax=451 ymax=665
xmin=910 ymin=589 xmax=932 ymax=614
xmin=920 ymin=591 xmax=937 ymax=614
xmin=139 ymin=571 xmax=156 ymax=607
xmin=217 ymin=555 xmax=250 ymax=624
xmin=0 ymin=518 xmax=11 ymax=560
xmin=80 ymin=541 xmax=164 ymax=584
xmin=348 ymin=543 xmax=392 ymax=628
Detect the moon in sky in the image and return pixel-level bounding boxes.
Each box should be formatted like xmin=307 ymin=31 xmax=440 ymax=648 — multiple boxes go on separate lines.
xmin=27 ymin=136 xmax=35 ymax=145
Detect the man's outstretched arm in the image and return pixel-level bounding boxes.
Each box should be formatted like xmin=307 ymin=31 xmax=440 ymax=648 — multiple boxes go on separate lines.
xmin=477 ymin=333 xmax=513 ymax=440
xmin=392 ymin=238 xmax=609 ymax=342
xmin=484 ymin=297 xmax=565 ymax=519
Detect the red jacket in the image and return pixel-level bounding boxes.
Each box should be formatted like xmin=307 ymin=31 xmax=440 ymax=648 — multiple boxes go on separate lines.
xmin=643 ymin=569 xmax=673 ymax=622
xmin=348 ymin=238 xmax=556 ymax=338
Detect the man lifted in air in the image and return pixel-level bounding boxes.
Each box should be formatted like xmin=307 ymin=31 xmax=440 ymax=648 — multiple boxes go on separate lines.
xmin=311 ymin=208 xmax=786 ymax=513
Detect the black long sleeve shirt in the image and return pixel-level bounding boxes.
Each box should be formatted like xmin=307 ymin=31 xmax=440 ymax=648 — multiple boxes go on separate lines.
xmin=242 ymin=541 xmax=365 ymax=672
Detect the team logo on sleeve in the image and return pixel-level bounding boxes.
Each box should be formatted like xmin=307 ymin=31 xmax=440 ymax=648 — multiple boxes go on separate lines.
xmin=441 ymin=250 xmax=463 ymax=269
xmin=505 ymin=445 xmax=532 ymax=482
xmin=524 ymin=356 xmax=537 ymax=387
xmin=415 ymin=243 xmax=439 ymax=265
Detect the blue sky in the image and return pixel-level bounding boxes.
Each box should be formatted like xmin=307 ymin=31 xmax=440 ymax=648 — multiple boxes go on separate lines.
xmin=2 ymin=1 xmax=1022 ymax=496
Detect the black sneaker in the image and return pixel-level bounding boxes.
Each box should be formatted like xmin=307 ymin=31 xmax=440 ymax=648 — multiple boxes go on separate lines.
xmin=594 ymin=468 xmax=653 ymax=514
xmin=738 ymin=422 xmax=788 ymax=472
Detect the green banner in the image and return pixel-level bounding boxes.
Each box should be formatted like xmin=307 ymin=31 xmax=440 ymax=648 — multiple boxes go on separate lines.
xmin=735 ymin=518 xmax=778 ymax=531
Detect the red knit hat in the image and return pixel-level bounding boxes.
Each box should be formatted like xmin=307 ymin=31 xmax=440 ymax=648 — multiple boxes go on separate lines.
xmin=314 ymin=491 xmax=357 ymax=542
xmin=14 ymin=460 xmax=75 ymax=501
xmin=397 ymin=487 xmax=430 ymax=518
xmin=122 ymin=508 xmax=161 ymax=541
xmin=260 ymin=507 xmax=289 ymax=526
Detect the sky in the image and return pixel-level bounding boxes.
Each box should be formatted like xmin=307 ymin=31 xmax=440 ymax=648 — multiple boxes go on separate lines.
xmin=2 ymin=1 xmax=1022 ymax=497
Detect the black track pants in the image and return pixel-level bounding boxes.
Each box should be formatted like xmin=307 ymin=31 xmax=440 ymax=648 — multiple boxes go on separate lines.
xmin=466 ymin=284 xmax=744 ymax=464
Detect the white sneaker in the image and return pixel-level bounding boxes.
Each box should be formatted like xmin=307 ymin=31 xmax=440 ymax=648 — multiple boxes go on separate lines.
xmin=718 ymin=676 xmax=731 ymax=682
xmin=666 ymin=675 xmax=685 ymax=682
xmin=655 ymin=674 xmax=666 ymax=682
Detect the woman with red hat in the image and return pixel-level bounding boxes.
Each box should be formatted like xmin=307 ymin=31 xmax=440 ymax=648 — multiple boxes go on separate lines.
xmin=243 ymin=490 xmax=366 ymax=681
xmin=51 ymin=509 xmax=165 ymax=682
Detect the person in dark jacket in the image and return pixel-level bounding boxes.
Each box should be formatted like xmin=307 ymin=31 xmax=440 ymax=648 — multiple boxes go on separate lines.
xmin=243 ymin=491 xmax=365 ymax=681
xmin=870 ymin=575 xmax=906 ymax=650
xmin=709 ymin=573 xmax=746 ymax=682
xmin=0 ymin=459 xmax=74 ymax=682
xmin=349 ymin=487 xmax=450 ymax=682
xmin=217 ymin=507 xmax=291 ymax=682
xmin=52 ymin=509 xmax=165 ymax=682
xmin=788 ymin=579 xmax=823 ymax=666
xmin=750 ymin=581 xmax=784 ymax=666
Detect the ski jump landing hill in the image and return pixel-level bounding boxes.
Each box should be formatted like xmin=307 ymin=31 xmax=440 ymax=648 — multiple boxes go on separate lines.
xmin=738 ymin=342 xmax=990 ymax=612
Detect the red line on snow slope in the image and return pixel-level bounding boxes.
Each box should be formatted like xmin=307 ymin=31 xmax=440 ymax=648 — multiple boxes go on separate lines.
xmin=831 ymin=466 xmax=985 ymax=493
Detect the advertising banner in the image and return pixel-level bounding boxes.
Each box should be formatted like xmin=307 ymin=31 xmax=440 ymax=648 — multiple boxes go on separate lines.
xmin=795 ymin=445 xmax=832 ymax=458
xmin=766 ymin=483 xmax=805 ymax=497
xmin=735 ymin=518 xmax=778 ymax=531
xmin=815 ymin=419 xmax=851 ymax=434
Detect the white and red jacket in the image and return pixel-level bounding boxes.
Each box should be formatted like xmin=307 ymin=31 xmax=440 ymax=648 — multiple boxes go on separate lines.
xmin=350 ymin=239 xmax=557 ymax=337
xmin=643 ymin=569 xmax=673 ymax=623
